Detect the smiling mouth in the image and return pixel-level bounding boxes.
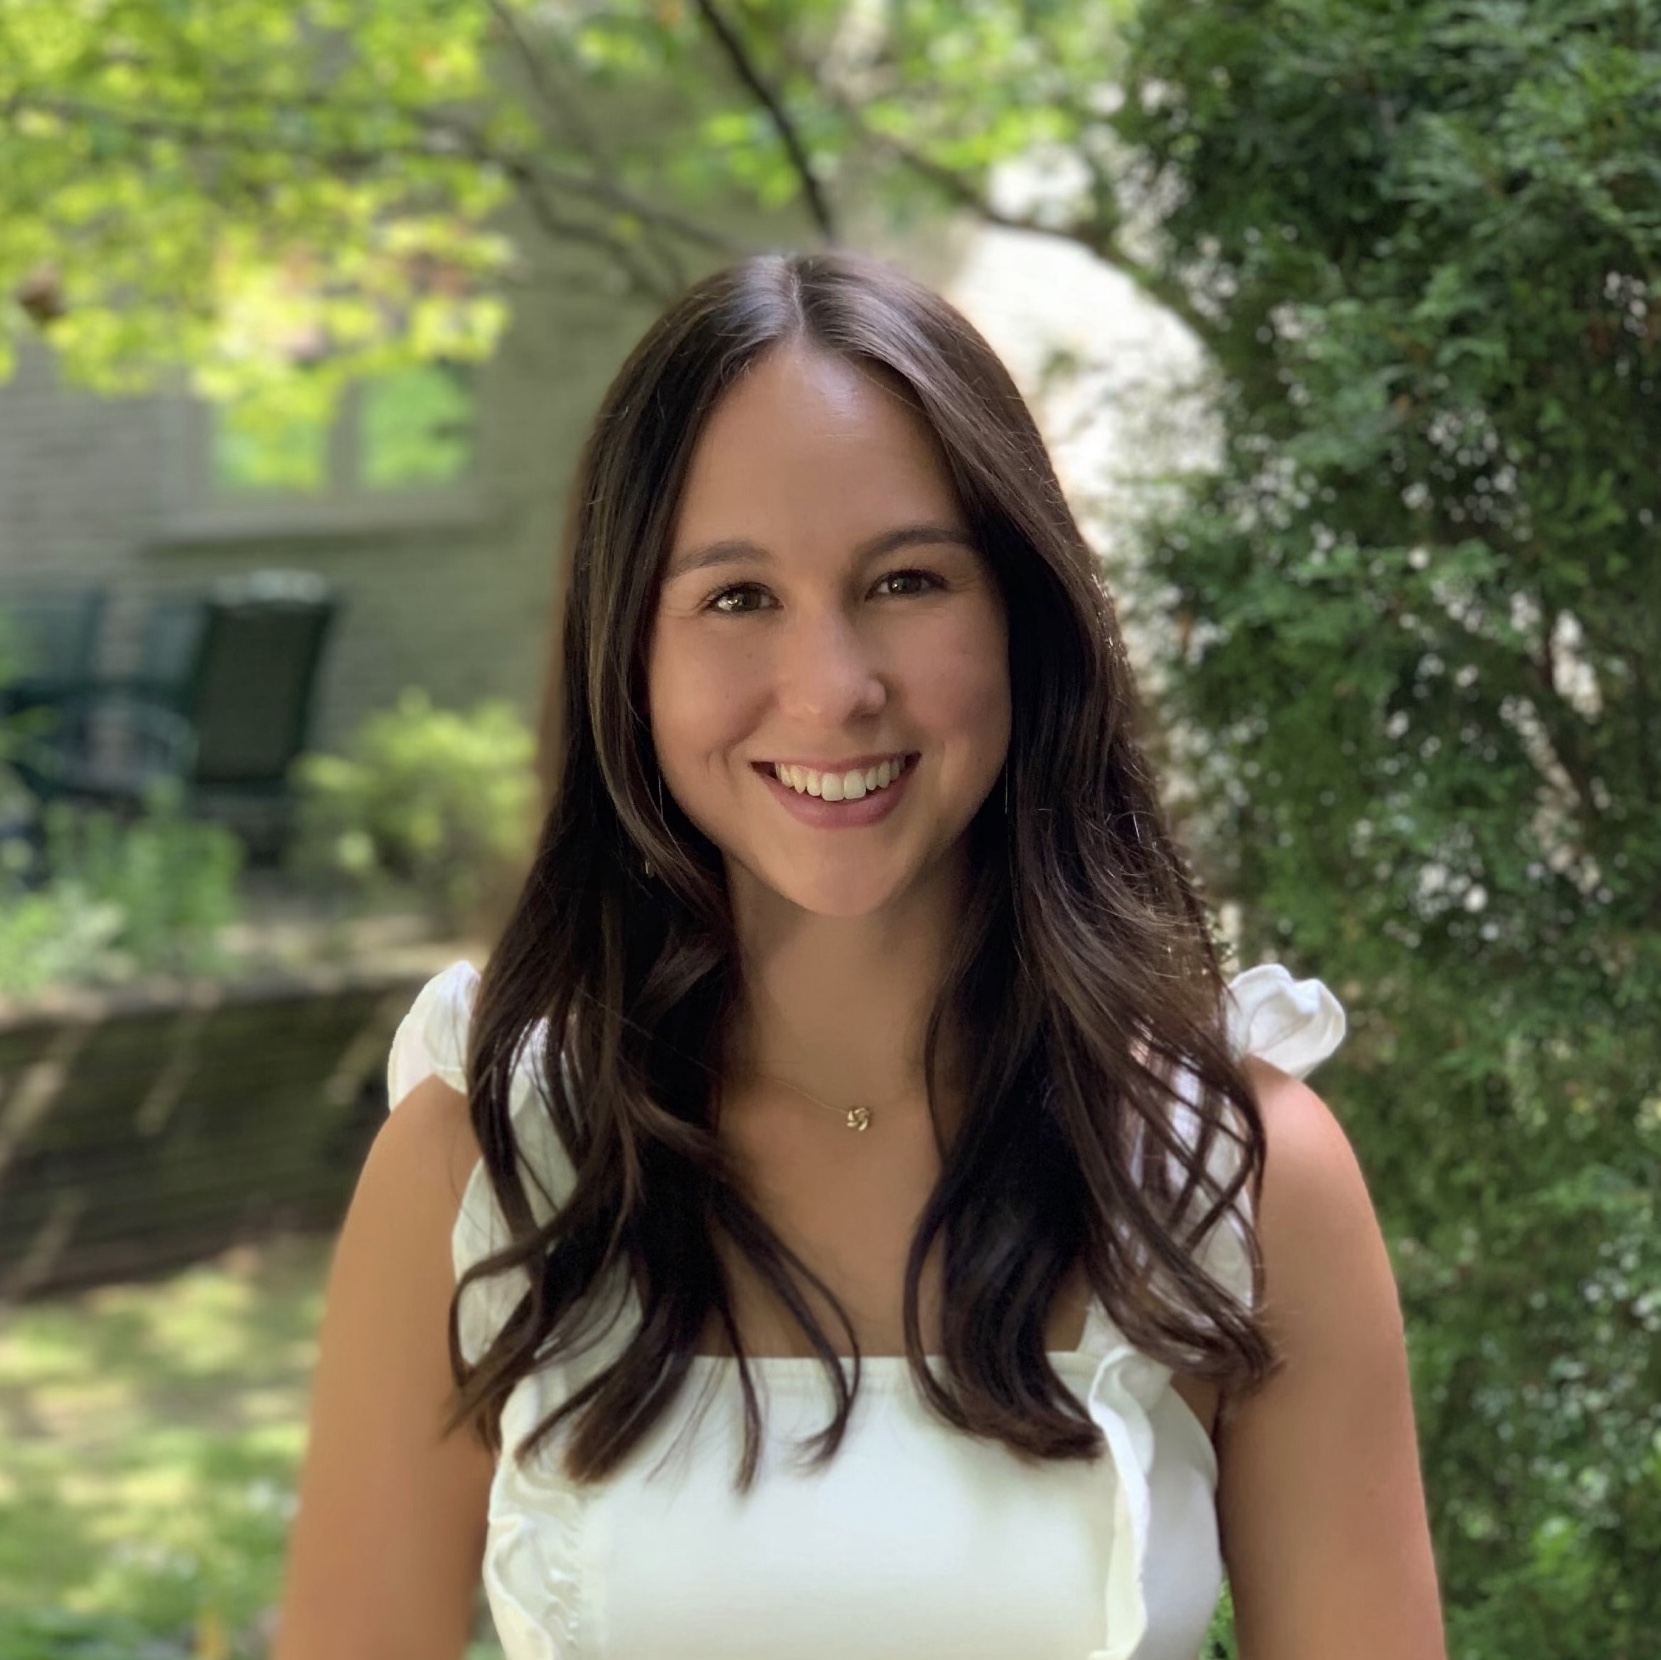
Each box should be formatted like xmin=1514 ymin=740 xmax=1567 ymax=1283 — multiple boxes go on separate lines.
xmin=764 ymin=754 xmax=916 ymax=801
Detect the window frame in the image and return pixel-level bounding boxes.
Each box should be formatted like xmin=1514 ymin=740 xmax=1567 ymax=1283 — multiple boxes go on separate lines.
xmin=151 ymin=365 xmax=494 ymax=547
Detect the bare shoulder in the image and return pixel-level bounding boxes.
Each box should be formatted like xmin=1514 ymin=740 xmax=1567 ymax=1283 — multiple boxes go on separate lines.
xmin=1236 ymin=1053 xmax=1405 ymax=1393
xmin=273 ymin=1076 xmax=492 ymax=1660
xmin=1215 ymin=1057 xmax=1446 ymax=1660
xmin=369 ymin=1071 xmax=488 ymax=1225
xmin=1242 ymin=1055 xmax=1379 ymax=1253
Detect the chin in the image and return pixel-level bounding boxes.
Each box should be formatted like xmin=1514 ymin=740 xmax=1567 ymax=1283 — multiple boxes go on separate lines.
xmin=786 ymin=884 xmax=908 ymax=920
xmin=742 ymin=854 xmax=922 ymax=921
xmin=805 ymin=841 xmax=980 ymax=919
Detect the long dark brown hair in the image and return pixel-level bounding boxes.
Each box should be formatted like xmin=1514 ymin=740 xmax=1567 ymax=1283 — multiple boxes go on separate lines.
xmin=453 ymin=250 xmax=1273 ymax=1490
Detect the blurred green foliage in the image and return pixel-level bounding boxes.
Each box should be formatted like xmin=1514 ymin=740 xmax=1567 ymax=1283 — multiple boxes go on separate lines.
xmin=0 ymin=0 xmax=512 ymax=423
xmin=1112 ymin=3 xmax=1661 ymax=1652
xmin=0 ymin=1 xmax=1142 ymax=420
xmin=209 ymin=362 xmax=477 ymax=495
xmin=0 ymin=1613 xmax=186 ymax=1660
xmin=0 ymin=789 xmax=243 ymax=997
xmin=291 ymin=690 xmax=537 ymax=934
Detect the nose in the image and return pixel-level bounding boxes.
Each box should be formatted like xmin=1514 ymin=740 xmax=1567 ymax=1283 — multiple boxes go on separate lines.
xmin=775 ymin=602 xmax=886 ymax=728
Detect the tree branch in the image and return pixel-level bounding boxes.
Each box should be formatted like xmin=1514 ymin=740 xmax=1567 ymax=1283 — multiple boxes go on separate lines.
xmin=688 ymin=0 xmax=836 ymax=243
xmin=483 ymin=0 xmax=586 ymax=152
xmin=860 ymin=123 xmax=1218 ymax=349
xmin=481 ymin=0 xmax=688 ymax=291
xmin=424 ymin=110 xmax=750 ymax=263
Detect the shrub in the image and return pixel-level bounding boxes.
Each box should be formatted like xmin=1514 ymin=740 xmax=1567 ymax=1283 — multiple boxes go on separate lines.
xmin=0 ymin=786 xmax=243 ymax=997
xmin=1115 ymin=3 xmax=1661 ymax=1650
xmin=290 ymin=689 xmax=537 ymax=935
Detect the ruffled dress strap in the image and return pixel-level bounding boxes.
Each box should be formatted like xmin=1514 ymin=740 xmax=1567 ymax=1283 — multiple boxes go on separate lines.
xmin=1082 ymin=961 xmax=1346 ymax=1660
xmin=386 ymin=960 xmax=573 ymax=1367
xmin=387 ymin=958 xmax=479 ymax=1105
xmin=1225 ymin=961 xmax=1346 ymax=1079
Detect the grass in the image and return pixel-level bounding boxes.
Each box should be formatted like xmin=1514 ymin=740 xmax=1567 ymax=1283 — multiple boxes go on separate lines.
xmin=0 ymin=1236 xmax=502 ymax=1660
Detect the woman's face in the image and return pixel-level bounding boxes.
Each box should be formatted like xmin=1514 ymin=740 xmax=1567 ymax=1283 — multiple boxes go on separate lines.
xmin=647 ymin=343 xmax=1011 ymax=921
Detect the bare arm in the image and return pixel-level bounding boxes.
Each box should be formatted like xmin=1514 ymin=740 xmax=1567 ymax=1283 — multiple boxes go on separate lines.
xmin=1217 ymin=1058 xmax=1446 ymax=1660
xmin=273 ymin=1075 xmax=495 ymax=1660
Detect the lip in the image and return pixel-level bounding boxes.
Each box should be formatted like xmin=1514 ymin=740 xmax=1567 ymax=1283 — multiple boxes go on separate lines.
xmin=752 ymin=753 xmax=919 ymax=829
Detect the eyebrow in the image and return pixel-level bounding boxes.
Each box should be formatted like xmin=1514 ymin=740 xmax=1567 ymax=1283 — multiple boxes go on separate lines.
xmin=663 ymin=522 xmax=978 ymax=581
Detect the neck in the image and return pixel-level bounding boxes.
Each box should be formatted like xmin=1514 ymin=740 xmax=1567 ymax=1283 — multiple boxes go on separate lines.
xmin=725 ymin=854 xmax=973 ymax=1117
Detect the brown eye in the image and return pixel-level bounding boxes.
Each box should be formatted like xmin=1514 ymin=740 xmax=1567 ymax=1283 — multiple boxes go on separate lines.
xmin=873 ymin=569 xmax=943 ymax=598
xmin=707 ymin=583 xmax=774 ymax=615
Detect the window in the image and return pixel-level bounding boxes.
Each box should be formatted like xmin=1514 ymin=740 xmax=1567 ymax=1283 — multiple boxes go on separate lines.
xmin=359 ymin=363 xmax=475 ymax=489
xmin=156 ymin=361 xmax=488 ymax=546
xmin=211 ymin=362 xmax=478 ymax=496
xmin=212 ymin=400 xmax=330 ymax=494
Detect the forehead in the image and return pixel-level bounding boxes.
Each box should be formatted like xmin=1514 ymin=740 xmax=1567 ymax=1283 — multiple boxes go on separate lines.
xmin=670 ymin=344 xmax=965 ymax=556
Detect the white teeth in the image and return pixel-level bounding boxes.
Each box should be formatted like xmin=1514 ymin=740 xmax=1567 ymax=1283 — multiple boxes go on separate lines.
xmin=771 ymin=757 xmax=908 ymax=800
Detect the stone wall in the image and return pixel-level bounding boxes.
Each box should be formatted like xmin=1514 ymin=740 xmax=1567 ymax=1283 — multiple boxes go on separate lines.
xmin=0 ymin=965 xmax=451 ymax=1298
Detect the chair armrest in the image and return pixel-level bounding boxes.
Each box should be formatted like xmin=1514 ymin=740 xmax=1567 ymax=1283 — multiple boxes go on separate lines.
xmin=16 ymin=686 xmax=198 ymax=801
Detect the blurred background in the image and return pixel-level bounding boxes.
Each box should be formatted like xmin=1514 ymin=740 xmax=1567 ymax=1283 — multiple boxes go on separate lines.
xmin=1 ymin=4 xmax=1656 ymax=1657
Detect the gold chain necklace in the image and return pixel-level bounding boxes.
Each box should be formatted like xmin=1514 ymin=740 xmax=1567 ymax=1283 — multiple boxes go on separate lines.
xmin=750 ymin=1070 xmax=914 ymax=1132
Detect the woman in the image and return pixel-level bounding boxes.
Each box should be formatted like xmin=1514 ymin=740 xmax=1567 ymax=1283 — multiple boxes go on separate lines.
xmin=275 ymin=252 xmax=1445 ymax=1660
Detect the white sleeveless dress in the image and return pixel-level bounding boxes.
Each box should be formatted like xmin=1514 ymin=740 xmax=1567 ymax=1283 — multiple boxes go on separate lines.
xmin=387 ymin=962 xmax=1345 ymax=1660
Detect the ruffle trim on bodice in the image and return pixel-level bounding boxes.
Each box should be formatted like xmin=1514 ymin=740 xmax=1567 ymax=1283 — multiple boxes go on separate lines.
xmin=479 ymin=1366 xmax=588 ymax=1660
xmin=386 ymin=958 xmax=1346 ymax=1660
xmin=1082 ymin=961 xmax=1344 ymax=1660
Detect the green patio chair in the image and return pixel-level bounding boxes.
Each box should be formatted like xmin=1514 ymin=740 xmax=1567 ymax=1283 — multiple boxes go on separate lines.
xmin=18 ymin=570 xmax=339 ymax=859
xmin=0 ymin=587 xmax=108 ymax=718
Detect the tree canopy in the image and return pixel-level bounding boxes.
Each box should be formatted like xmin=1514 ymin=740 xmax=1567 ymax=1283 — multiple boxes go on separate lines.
xmin=0 ymin=0 xmax=1140 ymax=417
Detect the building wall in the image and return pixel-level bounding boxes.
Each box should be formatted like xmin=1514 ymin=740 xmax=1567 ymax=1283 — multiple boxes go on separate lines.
xmin=0 ymin=246 xmax=661 ymax=752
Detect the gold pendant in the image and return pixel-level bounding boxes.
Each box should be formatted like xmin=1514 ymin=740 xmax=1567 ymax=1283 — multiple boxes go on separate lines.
xmin=846 ymin=1105 xmax=872 ymax=1132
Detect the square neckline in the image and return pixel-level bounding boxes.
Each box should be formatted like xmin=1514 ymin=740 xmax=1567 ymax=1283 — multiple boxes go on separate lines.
xmin=686 ymin=1293 xmax=1108 ymax=1377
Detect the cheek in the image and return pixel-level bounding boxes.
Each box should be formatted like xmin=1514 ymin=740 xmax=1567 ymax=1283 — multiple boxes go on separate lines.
xmin=647 ymin=624 xmax=767 ymax=780
xmin=912 ymin=607 xmax=1011 ymax=761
